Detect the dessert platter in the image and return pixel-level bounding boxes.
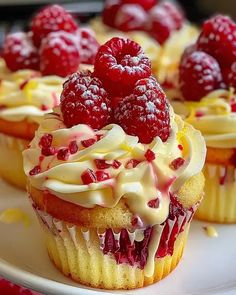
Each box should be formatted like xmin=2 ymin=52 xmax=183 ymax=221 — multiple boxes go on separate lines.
xmin=0 ymin=1 xmax=236 ymax=295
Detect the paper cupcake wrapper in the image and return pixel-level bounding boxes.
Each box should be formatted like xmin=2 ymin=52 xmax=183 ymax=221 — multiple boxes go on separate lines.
xmin=195 ymin=163 xmax=236 ymax=223
xmin=0 ymin=132 xmax=28 ymax=189
xmin=33 ymin=204 xmax=195 ymax=289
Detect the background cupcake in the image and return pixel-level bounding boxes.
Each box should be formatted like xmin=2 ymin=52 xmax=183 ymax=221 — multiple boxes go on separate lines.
xmin=173 ymin=15 xmax=236 ymax=223
xmin=23 ymin=37 xmax=206 ymax=289
xmin=0 ymin=4 xmax=100 ymax=189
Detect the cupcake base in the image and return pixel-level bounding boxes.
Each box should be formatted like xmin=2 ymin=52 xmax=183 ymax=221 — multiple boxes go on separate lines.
xmin=195 ymin=163 xmax=236 ymax=223
xmin=37 ymin=209 xmax=190 ymax=290
xmin=0 ymin=132 xmax=28 ymax=190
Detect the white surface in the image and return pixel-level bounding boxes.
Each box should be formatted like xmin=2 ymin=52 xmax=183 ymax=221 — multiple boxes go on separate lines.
xmin=0 ymin=179 xmax=236 ymax=295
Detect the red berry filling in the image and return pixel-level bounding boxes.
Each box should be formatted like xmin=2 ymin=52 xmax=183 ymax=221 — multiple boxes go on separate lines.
xmin=3 ymin=32 xmax=39 ymax=71
xmin=39 ymin=31 xmax=80 ymax=77
xmin=94 ymin=37 xmax=151 ymax=96
xmin=169 ymin=157 xmax=185 ymax=170
xmin=60 ymin=71 xmax=111 ymax=129
xmin=30 ymin=4 xmax=78 ymax=47
xmin=179 ymin=51 xmax=223 ymax=101
xmin=114 ymin=77 xmax=170 ymax=143
xmin=144 ymin=149 xmax=156 ymax=162
xmin=29 ymin=165 xmax=41 ymax=176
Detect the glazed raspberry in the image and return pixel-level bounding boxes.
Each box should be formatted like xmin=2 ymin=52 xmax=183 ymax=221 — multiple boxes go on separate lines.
xmin=60 ymin=71 xmax=111 ymax=129
xmin=160 ymin=1 xmax=184 ymax=30
xmin=121 ymin=0 xmax=157 ymax=11
xmin=3 ymin=32 xmax=39 ymax=71
xmin=179 ymin=51 xmax=223 ymax=101
xmin=102 ymin=0 xmax=121 ymax=28
xmin=114 ymin=4 xmax=147 ymax=32
xmin=39 ymin=31 xmax=80 ymax=77
xmin=30 ymin=4 xmax=78 ymax=46
xmin=94 ymin=37 xmax=151 ymax=96
xmin=196 ymin=15 xmax=236 ymax=67
xmin=77 ymin=28 xmax=100 ymax=65
xmin=114 ymin=77 xmax=170 ymax=143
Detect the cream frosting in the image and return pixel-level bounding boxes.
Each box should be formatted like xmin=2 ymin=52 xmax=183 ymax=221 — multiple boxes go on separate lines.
xmin=0 ymin=58 xmax=63 ymax=124
xmin=23 ymin=107 xmax=206 ymax=227
xmin=175 ymin=89 xmax=236 ymax=148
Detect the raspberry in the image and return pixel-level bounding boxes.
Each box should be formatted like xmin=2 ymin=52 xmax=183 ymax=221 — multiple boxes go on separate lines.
xmin=144 ymin=149 xmax=156 ymax=161
xmin=121 ymin=0 xmax=157 ymax=11
xmin=39 ymin=134 xmax=53 ymax=148
xmin=0 ymin=278 xmax=39 ymax=295
xmin=42 ymin=146 xmax=55 ymax=156
xmin=102 ymin=0 xmax=121 ymax=28
xmin=196 ymin=15 xmax=236 ymax=67
xmin=60 ymin=71 xmax=111 ymax=129
xmin=30 ymin=4 xmax=78 ymax=46
xmin=39 ymin=31 xmax=80 ymax=77
xmin=179 ymin=51 xmax=223 ymax=101
xmin=126 ymin=159 xmax=140 ymax=168
xmin=77 ymin=28 xmax=99 ymax=65
xmin=223 ymin=62 xmax=236 ymax=89
xmin=147 ymin=198 xmax=159 ymax=208
xmin=160 ymin=1 xmax=184 ymax=30
xmin=94 ymin=37 xmax=151 ymax=96
xmin=169 ymin=157 xmax=185 ymax=170
xmin=114 ymin=77 xmax=170 ymax=143
xmin=94 ymin=159 xmax=110 ymax=169
xmin=69 ymin=140 xmax=78 ymax=154
xmin=95 ymin=170 xmax=110 ymax=181
xmin=29 ymin=165 xmax=41 ymax=176
xmin=114 ymin=4 xmax=147 ymax=32
xmin=81 ymin=138 xmax=96 ymax=148
xmin=3 ymin=32 xmax=39 ymax=71
xmin=57 ymin=148 xmax=69 ymax=161
xmin=81 ymin=169 xmax=96 ymax=184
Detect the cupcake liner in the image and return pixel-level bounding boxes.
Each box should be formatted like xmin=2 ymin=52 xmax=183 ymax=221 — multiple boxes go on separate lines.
xmin=0 ymin=132 xmax=28 ymax=189
xmin=195 ymin=163 xmax=236 ymax=223
xmin=33 ymin=203 xmax=196 ymax=290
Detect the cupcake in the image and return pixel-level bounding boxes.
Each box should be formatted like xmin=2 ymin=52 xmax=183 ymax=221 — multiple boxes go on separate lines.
xmin=90 ymin=0 xmax=198 ymax=90
xmin=174 ymin=15 xmax=236 ymax=223
xmin=0 ymin=5 xmax=99 ymax=189
xmin=23 ymin=37 xmax=206 ymax=289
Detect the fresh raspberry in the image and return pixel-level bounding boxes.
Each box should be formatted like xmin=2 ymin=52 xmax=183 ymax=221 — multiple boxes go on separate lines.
xmin=3 ymin=32 xmax=39 ymax=71
xmin=121 ymin=0 xmax=157 ymax=11
xmin=0 ymin=278 xmax=39 ymax=295
xmin=39 ymin=31 xmax=80 ymax=77
xmin=102 ymin=0 xmax=121 ymax=28
xmin=60 ymin=71 xmax=111 ymax=129
xmin=160 ymin=1 xmax=184 ymax=30
xmin=77 ymin=28 xmax=99 ymax=65
xmin=94 ymin=37 xmax=151 ymax=96
xmin=179 ymin=51 xmax=223 ymax=101
xmin=196 ymin=15 xmax=236 ymax=67
xmin=30 ymin=4 xmax=78 ymax=46
xmin=149 ymin=5 xmax=176 ymax=44
xmin=114 ymin=4 xmax=147 ymax=32
xmin=114 ymin=77 xmax=170 ymax=143
xmin=223 ymin=62 xmax=236 ymax=89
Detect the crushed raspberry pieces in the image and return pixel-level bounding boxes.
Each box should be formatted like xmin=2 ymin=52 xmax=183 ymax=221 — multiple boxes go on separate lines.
xmin=144 ymin=149 xmax=156 ymax=162
xmin=95 ymin=170 xmax=110 ymax=181
xmin=41 ymin=104 xmax=49 ymax=111
xmin=39 ymin=134 xmax=53 ymax=148
xmin=169 ymin=157 xmax=185 ymax=170
xmin=81 ymin=138 xmax=96 ymax=148
xmin=3 ymin=32 xmax=39 ymax=71
xmin=60 ymin=71 xmax=111 ymax=129
xmin=57 ymin=148 xmax=70 ymax=161
xmin=196 ymin=15 xmax=236 ymax=67
xmin=179 ymin=51 xmax=223 ymax=101
xmin=29 ymin=165 xmax=41 ymax=176
xmin=147 ymin=198 xmax=159 ymax=208
xmin=81 ymin=169 xmax=96 ymax=184
xmin=94 ymin=37 xmax=151 ymax=96
xmin=39 ymin=31 xmax=80 ymax=77
xmin=94 ymin=159 xmax=110 ymax=169
xmin=126 ymin=159 xmax=140 ymax=168
xmin=69 ymin=140 xmax=78 ymax=154
xmin=30 ymin=4 xmax=78 ymax=46
xmin=42 ymin=146 xmax=55 ymax=156
xmin=112 ymin=160 xmax=122 ymax=169
xmin=114 ymin=77 xmax=170 ymax=143
xmin=178 ymin=144 xmax=183 ymax=151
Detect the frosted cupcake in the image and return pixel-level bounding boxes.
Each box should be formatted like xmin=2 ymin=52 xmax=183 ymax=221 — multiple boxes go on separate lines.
xmin=0 ymin=5 xmax=99 ymax=189
xmin=23 ymin=37 xmax=206 ymax=289
xmin=91 ymin=0 xmax=198 ymax=89
xmin=175 ymin=15 xmax=236 ymax=223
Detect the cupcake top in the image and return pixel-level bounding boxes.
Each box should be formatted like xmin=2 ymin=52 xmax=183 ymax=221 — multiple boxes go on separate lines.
xmin=175 ymin=15 xmax=236 ymax=149
xmin=0 ymin=5 xmax=99 ymax=124
xmin=24 ymin=37 xmax=206 ymax=229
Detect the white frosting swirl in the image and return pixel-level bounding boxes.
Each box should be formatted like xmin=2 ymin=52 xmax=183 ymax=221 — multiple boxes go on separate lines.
xmin=23 ymin=107 xmax=206 ymax=226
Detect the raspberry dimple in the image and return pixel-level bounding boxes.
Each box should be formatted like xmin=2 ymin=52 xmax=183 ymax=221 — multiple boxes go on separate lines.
xmin=3 ymin=32 xmax=39 ymax=71
xmin=196 ymin=15 xmax=236 ymax=67
xmin=39 ymin=31 xmax=80 ymax=77
xmin=30 ymin=4 xmax=78 ymax=46
xmin=94 ymin=37 xmax=151 ymax=96
xmin=77 ymin=28 xmax=100 ymax=65
xmin=114 ymin=77 xmax=170 ymax=143
xmin=179 ymin=51 xmax=223 ymax=101
xmin=114 ymin=4 xmax=147 ymax=32
xmin=60 ymin=71 xmax=111 ymax=129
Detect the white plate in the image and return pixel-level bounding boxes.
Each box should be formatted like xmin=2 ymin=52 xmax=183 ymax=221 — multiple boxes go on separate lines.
xmin=0 ymin=179 xmax=236 ymax=295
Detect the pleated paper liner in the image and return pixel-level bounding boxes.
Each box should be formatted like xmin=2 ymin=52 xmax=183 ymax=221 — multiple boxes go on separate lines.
xmin=195 ymin=163 xmax=236 ymax=223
